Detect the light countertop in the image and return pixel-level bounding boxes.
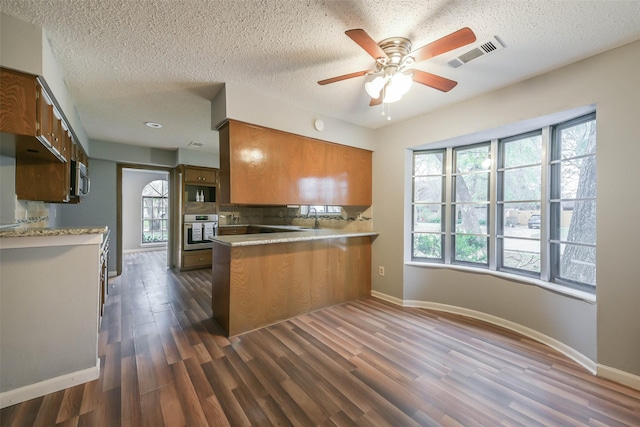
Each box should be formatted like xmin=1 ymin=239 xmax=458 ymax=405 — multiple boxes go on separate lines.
xmin=0 ymin=226 xmax=108 ymax=238
xmin=212 ymin=227 xmax=378 ymax=247
xmin=0 ymin=226 xmax=109 ymax=250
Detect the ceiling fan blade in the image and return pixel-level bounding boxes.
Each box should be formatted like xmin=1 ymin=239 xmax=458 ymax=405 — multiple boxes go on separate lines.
xmin=369 ymin=96 xmax=383 ymax=106
xmin=410 ymin=27 xmax=476 ymax=63
xmin=345 ymin=29 xmax=387 ymax=60
xmin=412 ymin=70 xmax=458 ymax=92
xmin=318 ymin=70 xmax=372 ymax=85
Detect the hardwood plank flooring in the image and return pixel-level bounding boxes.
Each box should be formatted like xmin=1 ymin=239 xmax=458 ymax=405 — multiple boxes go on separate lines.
xmin=2 ymin=250 xmax=640 ymax=426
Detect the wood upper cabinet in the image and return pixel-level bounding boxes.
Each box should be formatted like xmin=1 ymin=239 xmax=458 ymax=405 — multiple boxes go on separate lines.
xmin=218 ymin=120 xmax=372 ymax=206
xmin=0 ymin=68 xmax=37 ymax=136
xmin=184 ymin=166 xmax=217 ymax=185
xmin=1 ymin=67 xmax=87 ymax=202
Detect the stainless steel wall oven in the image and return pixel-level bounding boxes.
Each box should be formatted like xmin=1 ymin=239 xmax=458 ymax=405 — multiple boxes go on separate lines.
xmin=183 ymin=214 xmax=218 ymax=250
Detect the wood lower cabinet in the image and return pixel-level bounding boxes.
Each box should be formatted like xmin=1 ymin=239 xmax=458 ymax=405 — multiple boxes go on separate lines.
xmin=212 ymin=236 xmax=372 ymax=336
xmin=218 ymin=120 xmax=372 ymax=206
xmin=218 ymin=226 xmax=248 ymax=235
xmin=182 ymin=249 xmax=212 ymax=270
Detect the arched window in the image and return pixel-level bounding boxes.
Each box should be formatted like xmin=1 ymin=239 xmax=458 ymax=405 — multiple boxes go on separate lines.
xmin=142 ymin=179 xmax=169 ymax=244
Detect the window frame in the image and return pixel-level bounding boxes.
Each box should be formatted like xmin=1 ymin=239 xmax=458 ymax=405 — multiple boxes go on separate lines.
xmin=410 ymin=112 xmax=596 ymax=293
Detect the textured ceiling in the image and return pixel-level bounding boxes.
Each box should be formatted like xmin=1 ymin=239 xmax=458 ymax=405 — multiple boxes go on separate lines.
xmin=1 ymin=0 xmax=639 ymax=153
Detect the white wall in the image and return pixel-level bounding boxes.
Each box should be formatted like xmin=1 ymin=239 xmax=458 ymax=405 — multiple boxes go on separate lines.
xmin=212 ymin=83 xmax=376 ymax=151
xmin=122 ymin=169 xmax=169 ymax=251
xmin=372 ymin=39 xmax=640 ymax=379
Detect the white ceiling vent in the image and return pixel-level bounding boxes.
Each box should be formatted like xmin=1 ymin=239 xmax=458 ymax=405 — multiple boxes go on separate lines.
xmin=448 ymin=36 xmax=506 ymax=68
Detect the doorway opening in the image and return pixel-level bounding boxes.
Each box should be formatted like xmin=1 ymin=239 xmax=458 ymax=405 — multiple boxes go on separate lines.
xmin=116 ymin=164 xmax=175 ymax=275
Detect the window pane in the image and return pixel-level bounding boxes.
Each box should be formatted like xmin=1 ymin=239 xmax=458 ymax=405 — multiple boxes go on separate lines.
xmin=455 ymin=145 xmax=490 ymax=173
xmin=454 ymin=235 xmax=488 ymax=264
xmin=560 ymin=157 xmax=596 ymax=199
xmin=502 ymin=203 xmax=541 ymax=237
xmin=558 ymin=243 xmax=596 ymax=286
xmin=455 ymin=174 xmax=488 ymax=202
xmin=503 ymin=135 xmax=542 ymax=168
xmin=414 ymin=176 xmax=443 ymax=202
xmin=454 ymin=205 xmax=487 ymax=234
xmin=502 ymin=237 xmax=540 ymax=273
xmin=559 ymin=120 xmax=596 ymax=159
xmin=413 ymin=233 xmax=442 ymax=259
xmin=561 ymin=200 xmax=596 ymax=245
xmin=414 ymin=204 xmax=442 ymax=232
xmin=503 ymin=166 xmax=541 ymax=201
xmin=414 ymin=152 xmax=444 ymax=175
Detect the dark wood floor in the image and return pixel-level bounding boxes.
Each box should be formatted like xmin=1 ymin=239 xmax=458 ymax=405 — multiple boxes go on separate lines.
xmin=2 ymin=251 xmax=640 ymax=426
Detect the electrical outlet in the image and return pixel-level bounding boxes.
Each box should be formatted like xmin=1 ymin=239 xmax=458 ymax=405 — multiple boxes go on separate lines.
xmin=378 ymin=266 xmax=385 ymax=276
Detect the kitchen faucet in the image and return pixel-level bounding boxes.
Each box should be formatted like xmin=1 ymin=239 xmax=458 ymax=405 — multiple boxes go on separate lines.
xmin=307 ymin=207 xmax=320 ymax=229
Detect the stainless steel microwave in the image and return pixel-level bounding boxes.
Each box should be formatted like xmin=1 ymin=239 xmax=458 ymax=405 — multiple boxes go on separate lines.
xmin=70 ymin=160 xmax=90 ymax=197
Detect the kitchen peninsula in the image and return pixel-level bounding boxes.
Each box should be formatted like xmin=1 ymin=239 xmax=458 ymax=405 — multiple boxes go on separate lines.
xmin=211 ymin=228 xmax=377 ymax=336
xmin=0 ymin=226 xmax=108 ymax=408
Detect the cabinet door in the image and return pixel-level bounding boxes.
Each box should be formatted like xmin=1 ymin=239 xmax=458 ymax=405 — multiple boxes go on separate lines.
xmin=325 ymin=143 xmax=372 ymax=206
xmin=182 ymin=249 xmax=212 ymax=269
xmin=220 ymin=120 xmax=372 ymax=206
xmin=36 ymin=85 xmax=56 ymax=149
xmin=227 ymin=121 xmax=292 ymax=205
xmin=0 ymin=68 xmax=37 ymax=135
xmin=184 ymin=167 xmax=217 ymax=185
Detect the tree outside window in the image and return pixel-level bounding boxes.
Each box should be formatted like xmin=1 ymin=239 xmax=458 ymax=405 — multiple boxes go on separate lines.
xmin=142 ymin=180 xmax=169 ymax=244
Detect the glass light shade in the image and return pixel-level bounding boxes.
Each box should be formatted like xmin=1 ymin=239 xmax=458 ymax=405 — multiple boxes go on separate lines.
xmin=382 ymin=84 xmax=403 ymax=103
xmin=365 ymin=76 xmax=386 ymax=98
xmin=393 ymin=72 xmax=413 ymax=95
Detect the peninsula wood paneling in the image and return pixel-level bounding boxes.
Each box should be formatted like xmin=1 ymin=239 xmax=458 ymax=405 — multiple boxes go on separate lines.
xmin=212 ymin=236 xmax=372 ymax=336
xmin=218 ymin=120 xmax=372 ymax=206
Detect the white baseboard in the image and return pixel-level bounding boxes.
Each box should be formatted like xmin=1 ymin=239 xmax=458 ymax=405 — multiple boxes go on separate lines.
xmin=370 ymin=290 xmax=597 ymax=375
xmin=598 ymin=364 xmax=640 ymax=391
xmin=0 ymin=360 xmax=100 ymax=409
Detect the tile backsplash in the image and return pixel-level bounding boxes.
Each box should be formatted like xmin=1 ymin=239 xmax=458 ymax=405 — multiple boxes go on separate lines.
xmin=219 ymin=205 xmax=373 ymax=231
xmin=14 ymin=198 xmax=50 ymax=228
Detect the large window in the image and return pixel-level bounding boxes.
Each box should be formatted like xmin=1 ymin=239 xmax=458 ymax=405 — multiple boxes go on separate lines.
xmin=142 ymin=180 xmax=169 ymax=244
xmin=411 ymin=112 xmax=596 ymax=292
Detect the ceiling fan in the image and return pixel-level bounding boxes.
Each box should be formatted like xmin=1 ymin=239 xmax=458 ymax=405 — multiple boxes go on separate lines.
xmin=318 ymin=27 xmax=476 ymax=106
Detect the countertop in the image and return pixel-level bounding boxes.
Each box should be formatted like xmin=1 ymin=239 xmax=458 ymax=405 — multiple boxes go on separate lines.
xmin=213 ymin=226 xmax=378 ymax=247
xmin=0 ymin=226 xmax=109 ymax=250
xmin=0 ymin=225 xmax=108 ymax=238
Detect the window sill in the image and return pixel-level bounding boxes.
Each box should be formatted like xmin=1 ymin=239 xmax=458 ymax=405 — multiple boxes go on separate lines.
xmin=405 ymin=261 xmax=596 ymax=304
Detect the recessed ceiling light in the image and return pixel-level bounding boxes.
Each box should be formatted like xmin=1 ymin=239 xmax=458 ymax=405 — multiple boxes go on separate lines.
xmin=145 ymin=122 xmax=162 ymax=129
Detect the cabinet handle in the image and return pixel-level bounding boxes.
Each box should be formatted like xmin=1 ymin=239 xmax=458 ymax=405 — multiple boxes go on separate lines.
xmin=198 ymin=258 xmax=204 ymax=261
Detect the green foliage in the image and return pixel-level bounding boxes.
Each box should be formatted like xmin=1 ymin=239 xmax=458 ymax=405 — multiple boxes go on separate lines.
xmin=413 ymin=234 xmax=441 ymax=258
xmin=454 ymin=235 xmax=487 ymax=263
xmin=142 ymin=234 xmax=167 ymax=243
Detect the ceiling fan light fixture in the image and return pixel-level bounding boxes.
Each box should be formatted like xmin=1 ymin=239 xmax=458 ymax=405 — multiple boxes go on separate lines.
xmin=365 ymin=76 xmax=386 ymax=98
xmin=381 ymin=71 xmax=413 ymax=104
